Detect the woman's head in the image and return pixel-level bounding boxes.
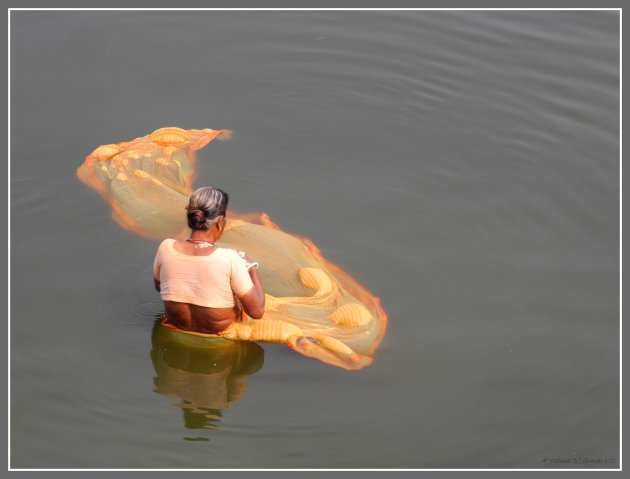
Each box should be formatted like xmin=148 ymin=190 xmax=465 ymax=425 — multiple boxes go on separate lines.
xmin=186 ymin=187 xmax=229 ymax=231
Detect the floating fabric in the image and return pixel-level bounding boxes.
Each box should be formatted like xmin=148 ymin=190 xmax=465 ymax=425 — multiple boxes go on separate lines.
xmin=78 ymin=127 xmax=388 ymax=370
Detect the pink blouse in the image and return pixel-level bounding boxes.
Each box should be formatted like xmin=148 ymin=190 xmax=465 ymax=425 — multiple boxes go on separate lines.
xmin=153 ymin=239 xmax=254 ymax=308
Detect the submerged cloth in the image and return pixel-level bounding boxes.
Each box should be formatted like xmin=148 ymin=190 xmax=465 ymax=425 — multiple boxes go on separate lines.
xmin=77 ymin=127 xmax=388 ymax=370
xmin=153 ymin=239 xmax=253 ymax=308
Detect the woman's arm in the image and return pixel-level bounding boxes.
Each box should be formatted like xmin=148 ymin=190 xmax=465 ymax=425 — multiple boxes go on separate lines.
xmin=235 ymin=253 xmax=265 ymax=319
xmin=153 ymin=246 xmax=162 ymax=293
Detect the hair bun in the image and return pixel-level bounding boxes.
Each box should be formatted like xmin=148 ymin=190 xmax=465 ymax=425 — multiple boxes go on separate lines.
xmin=187 ymin=208 xmax=207 ymax=227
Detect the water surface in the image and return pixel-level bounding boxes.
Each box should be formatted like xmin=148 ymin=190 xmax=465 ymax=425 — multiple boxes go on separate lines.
xmin=10 ymin=10 xmax=619 ymax=469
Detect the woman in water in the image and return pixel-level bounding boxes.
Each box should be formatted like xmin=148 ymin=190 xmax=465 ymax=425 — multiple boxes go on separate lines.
xmin=153 ymin=187 xmax=265 ymax=334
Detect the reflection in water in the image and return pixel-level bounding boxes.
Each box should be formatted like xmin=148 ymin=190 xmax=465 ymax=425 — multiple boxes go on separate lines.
xmin=150 ymin=319 xmax=265 ymax=432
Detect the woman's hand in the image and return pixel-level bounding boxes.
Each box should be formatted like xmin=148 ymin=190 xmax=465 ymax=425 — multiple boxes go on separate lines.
xmin=237 ymin=250 xmax=259 ymax=271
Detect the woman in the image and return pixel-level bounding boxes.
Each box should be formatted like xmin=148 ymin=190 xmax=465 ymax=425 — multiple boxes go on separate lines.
xmin=153 ymin=187 xmax=265 ymax=334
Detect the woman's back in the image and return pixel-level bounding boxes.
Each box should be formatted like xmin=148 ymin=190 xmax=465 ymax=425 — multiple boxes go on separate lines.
xmin=154 ymin=239 xmax=253 ymax=308
xmin=154 ymin=239 xmax=256 ymax=333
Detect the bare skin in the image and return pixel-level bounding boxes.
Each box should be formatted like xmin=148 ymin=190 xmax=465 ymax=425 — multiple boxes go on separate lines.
xmin=154 ymin=215 xmax=266 ymax=334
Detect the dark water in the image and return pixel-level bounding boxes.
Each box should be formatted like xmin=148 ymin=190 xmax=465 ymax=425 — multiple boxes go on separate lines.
xmin=10 ymin=11 xmax=619 ymax=469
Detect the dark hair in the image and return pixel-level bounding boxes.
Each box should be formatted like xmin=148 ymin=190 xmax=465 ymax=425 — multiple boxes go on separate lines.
xmin=186 ymin=187 xmax=229 ymax=230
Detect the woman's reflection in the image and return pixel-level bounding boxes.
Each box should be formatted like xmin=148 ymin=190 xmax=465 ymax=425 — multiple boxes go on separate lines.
xmin=150 ymin=319 xmax=265 ymax=430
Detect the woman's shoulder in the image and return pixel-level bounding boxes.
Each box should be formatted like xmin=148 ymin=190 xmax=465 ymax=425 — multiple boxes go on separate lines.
xmin=215 ymin=246 xmax=238 ymax=257
xmin=158 ymin=238 xmax=176 ymax=246
xmin=215 ymin=247 xmax=247 ymax=265
xmin=156 ymin=238 xmax=176 ymax=251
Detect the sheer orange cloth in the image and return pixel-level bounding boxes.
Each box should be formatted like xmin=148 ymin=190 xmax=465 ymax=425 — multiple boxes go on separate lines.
xmin=78 ymin=127 xmax=387 ymax=370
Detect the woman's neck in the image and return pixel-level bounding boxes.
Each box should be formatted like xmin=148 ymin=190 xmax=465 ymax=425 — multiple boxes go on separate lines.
xmin=188 ymin=230 xmax=218 ymax=243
